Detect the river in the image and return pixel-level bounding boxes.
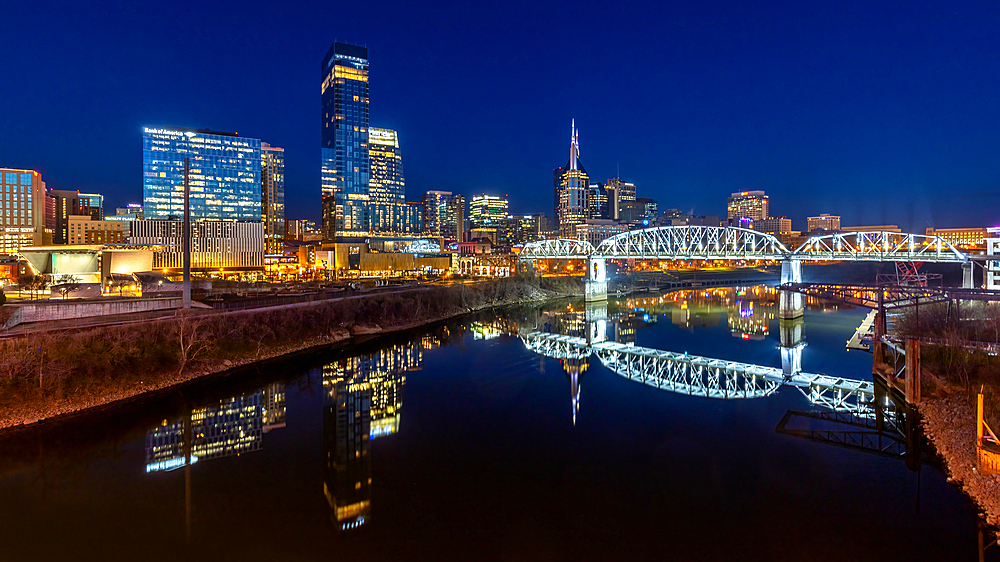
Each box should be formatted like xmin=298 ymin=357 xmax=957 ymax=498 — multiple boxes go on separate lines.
xmin=0 ymin=285 xmax=992 ymax=561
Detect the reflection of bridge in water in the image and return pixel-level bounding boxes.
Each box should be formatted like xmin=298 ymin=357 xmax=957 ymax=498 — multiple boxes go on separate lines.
xmin=519 ymin=295 xmax=928 ymax=469
xmin=521 ymin=330 xmax=873 ymax=414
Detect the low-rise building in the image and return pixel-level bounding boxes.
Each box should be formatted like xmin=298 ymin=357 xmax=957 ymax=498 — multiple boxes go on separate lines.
xmin=128 ymin=220 xmax=264 ymax=273
xmin=841 ymin=225 xmax=901 ymax=233
xmin=807 ymin=214 xmax=840 ymax=232
xmin=68 ymin=215 xmax=124 ymax=245
xmin=925 ymin=227 xmax=988 ymax=251
xmin=752 ymin=216 xmax=792 ymax=235
xmin=575 ymin=219 xmax=629 ymax=247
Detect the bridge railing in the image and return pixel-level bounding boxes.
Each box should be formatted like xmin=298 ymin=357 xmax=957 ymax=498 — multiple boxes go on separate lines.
xmin=519 ymin=226 xmax=968 ymax=263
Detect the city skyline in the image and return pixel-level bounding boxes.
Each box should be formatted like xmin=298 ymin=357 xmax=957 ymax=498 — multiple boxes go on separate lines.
xmin=2 ymin=2 xmax=999 ymax=232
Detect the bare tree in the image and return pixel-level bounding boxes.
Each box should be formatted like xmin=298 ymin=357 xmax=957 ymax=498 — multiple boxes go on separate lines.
xmin=174 ymin=312 xmax=214 ymax=375
xmin=53 ymin=274 xmax=81 ymax=299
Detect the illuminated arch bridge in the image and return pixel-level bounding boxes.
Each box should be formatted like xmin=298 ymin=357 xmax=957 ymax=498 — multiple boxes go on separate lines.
xmin=518 ymin=225 xmax=967 ymax=263
xmin=520 ymin=331 xmax=874 ymax=414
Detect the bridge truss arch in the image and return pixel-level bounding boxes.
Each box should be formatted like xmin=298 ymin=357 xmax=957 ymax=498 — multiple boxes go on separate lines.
xmin=594 ymin=226 xmax=790 ymax=260
xmin=593 ymin=342 xmax=780 ymax=400
xmin=791 ymin=231 xmax=966 ymax=263
xmin=519 ymin=238 xmax=596 ymax=259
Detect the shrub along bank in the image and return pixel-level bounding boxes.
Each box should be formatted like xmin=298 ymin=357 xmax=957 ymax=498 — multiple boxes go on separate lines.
xmin=0 ymin=277 xmax=568 ymax=430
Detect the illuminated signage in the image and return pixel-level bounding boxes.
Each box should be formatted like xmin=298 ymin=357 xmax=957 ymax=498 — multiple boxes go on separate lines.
xmin=145 ymin=455 xmax=199 ymax=473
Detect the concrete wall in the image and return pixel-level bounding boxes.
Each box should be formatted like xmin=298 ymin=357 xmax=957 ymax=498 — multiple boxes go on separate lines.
xmin=4 ymin=297 xmax=184 ymax=330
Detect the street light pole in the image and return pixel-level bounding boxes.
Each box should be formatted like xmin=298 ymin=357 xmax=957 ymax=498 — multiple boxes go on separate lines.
xmin=183 ymin=157 xmax=191 ymax=309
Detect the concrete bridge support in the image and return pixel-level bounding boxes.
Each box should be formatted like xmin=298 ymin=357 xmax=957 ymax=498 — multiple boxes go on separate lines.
xmin=779 ymin=259 xmax=804 ymax=319
xmin=963 ymin=261 xmax=974 ymax=289
xmin=779 ymin=316 xmax=805 ymax=377
xmin=585 ymin=257 xmax=608 ymax=302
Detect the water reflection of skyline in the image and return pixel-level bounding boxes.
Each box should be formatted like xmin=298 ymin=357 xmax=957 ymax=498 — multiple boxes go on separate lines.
xmin=145 ymin=383 xmax=286 ymax=473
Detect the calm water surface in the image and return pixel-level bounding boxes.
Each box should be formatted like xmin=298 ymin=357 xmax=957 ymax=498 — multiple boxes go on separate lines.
xmin=0 ymin=286 xmax=993 ymax=561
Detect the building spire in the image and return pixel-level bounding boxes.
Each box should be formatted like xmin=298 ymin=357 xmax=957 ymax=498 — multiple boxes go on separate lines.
xmin=569 ymin=119 xmax=580 ymax=171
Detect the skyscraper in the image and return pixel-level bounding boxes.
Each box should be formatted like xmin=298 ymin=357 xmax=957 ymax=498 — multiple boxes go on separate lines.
xmin=422 ymin=190 xmax=464 ymax=241
xmin=142 ymin=127 xmax=262 ymax=222
xmin=553 ymin=120 xmax=590 ymax=237
xmin=261 ymin=143 xmax=285 ymax=254
xmin=366 ymin=127 xmax=421 ymax=234
xmin=321 ymin=42 xmax=370 ymax=241
xmin=606 ymin=177 xmax=635 ymax=220
xmin=368 ymin=127 xmax=404 ymax=205
xmin=727 ymin=191 xmax=769 ymax=225
xmin=468 ymin=194 xmax=508 ymax=230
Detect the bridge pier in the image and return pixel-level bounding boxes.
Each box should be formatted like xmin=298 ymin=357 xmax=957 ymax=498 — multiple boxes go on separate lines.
xmin=585 ymin=257 xmax=608 ymax=302
xmin=779 ymin=316 xmax=805 ymax=376
xmin=779 ymin=260 xmax=803 ymax=319
xmin=585 ymin=301 xmax=607 ymax=344
xmin=963 ymin=261 xmax=974 ymax=289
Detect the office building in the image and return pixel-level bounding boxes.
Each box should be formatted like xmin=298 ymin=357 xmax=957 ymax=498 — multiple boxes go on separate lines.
xmin=422 ymin=191 xmax=464 ymax=241
xmin=926 ymin=227 xmax=989 ymax=250
xmin=842 ymin=225 xmax=901 ymax=233
xmin=0 ymin=168 xmax=47 ymax=255
xmin=498 ymin=214 xmax=550 ymax=246
xmin=49 ymin=189 xmax=101 ymax=244
xmin=79 ymin=193 xmax=104 ymax=220
xmin=753 ymin=216 xmax=792 ymax=235
xmin=606 ymin=177 xmax=635 ymax=220
xmin=554 ymin=120 xmax=591 ymax=237
xmin=575 ymin=219 xmax=629 ymax=247
xmin=116 ymin=204 xmax=144 ymax=219
xmin=619 ymin=197 xmax=657 ymax=227
xmin=368 ymin=128 xmax=404 ymax=205
xmin=807 ymin=214 xmax=840 ymax=232
xmin=469 ymin=194 xmax=508 ymax=230
xmin=129 ymin=219 xmax=264 ymax=272
xmin=68 ymin=215 xmax=124 ymax=244
xmin=142 ymin=127 xmax=262 ymax=222
xmin=321 ymin=42 xmax=370 ymax=241
xmin=587 ymin=182 xmax=613 ymax=220
xmin=727 ymin=191 xmax=769 ymax=223
xmin=261 ymin=143 xmax=286 ymax=254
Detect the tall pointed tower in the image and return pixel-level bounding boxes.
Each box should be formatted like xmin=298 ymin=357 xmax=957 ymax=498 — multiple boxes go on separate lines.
xmin=553 ymin=120 xmax=590 ymax=238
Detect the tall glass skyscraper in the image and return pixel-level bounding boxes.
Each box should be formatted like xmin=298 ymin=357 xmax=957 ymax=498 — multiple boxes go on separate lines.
xmin=143 ymin=127 xmax=261 ymax=221
xmin=321 ymin=42 xmax=370 ymax=241
xmin=261 ymin=143 xmax=285 ymax=254
xmin=368 ymin=127 xmax=404 ymax=205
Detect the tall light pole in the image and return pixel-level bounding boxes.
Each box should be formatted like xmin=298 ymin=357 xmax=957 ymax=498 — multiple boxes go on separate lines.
xmin=183 ymin=157 xmax=191 ymax=309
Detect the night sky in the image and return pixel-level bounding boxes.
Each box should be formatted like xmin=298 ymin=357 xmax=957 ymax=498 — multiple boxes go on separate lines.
xmin=3 ymin=1 xmax=998 ymax=231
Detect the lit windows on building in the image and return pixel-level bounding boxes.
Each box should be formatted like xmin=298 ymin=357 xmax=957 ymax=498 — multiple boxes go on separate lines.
xmin=554 ymin=120 xmax=590 ymax=237
xmin=727 ymin=191 xmax=769 ymax=223
xmin=368 ymin=128 xmax=404 ymax=205
xmin=321 ymin=42 xmax=370 ymax=241
xmin=261 ymin=143 xmax=286 ymax=254
xmin=806 ymin=214 xmax=840 ymax=233
xmin=925 ymin=227 xmax=988 ymax=250
xmin=0 ymin=168 xmax=46 ymax=255
xmin=469 ymin=194 xmax=509 ymax=230
xmin=422 ymin=190 xmax=464 ymax=241
xmin=142 ymin=127 xmax=262 ymax=222
xmin=575 ymin=219 xmax=629 ymax=247
xmin=128 ymin=219 xmax=264 ymax=271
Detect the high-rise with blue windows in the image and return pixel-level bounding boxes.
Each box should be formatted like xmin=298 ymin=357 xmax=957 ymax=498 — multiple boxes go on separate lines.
xmin=321 ymin=42 xmax=370 ymax=241
xmin=142 ymin=127 xmax=262 ymax=222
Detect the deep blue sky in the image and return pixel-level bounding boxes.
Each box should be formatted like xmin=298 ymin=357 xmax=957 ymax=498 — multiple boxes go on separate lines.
xmin=2 ymin=1 xmax=998 ymax=231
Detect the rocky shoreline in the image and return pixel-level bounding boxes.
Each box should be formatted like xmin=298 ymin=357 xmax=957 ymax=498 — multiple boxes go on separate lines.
xmin=920 ymin=393 xmax=1000 ymax=528
xmin=0 ymin=284 xmax=565 ymax=432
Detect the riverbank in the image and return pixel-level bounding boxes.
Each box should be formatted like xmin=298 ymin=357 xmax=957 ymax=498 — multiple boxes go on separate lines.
xmin=0 ymin=277 xmax=576 ymax=431
xmin=921 ymin=391 xmax=1000 ymax=528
